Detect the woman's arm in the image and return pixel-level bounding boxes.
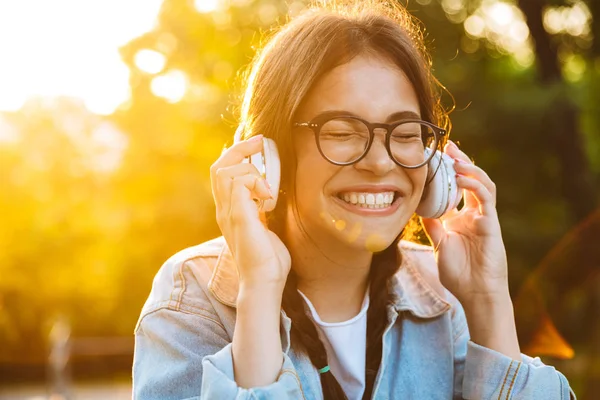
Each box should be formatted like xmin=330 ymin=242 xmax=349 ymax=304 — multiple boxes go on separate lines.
xmin=232 ymin=282 xmax=286 ymax=387
xmin=210 ymin=135 xmax=294 ymax=388
xmin=462 ymin=290 xmax=521 ymax=360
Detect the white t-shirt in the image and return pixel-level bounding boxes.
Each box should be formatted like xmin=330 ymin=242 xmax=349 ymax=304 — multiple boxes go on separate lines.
xmin=298 ymin=289 xmax=370 ymax=400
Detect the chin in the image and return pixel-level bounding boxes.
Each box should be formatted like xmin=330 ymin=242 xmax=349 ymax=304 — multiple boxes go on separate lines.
xmin=322 ymin=219 xmax=402 ymax=253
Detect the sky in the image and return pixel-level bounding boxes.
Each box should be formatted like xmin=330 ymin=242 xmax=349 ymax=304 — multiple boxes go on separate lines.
xmin=0 ymin=0 xmax=164 ymax=115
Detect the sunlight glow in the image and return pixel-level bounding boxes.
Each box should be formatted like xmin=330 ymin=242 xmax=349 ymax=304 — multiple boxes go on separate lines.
xmin=562 ymin=54 xmax=587 ymax=83
xmin=464 ymin=15 xmax=485 ymax=37
xmin=442 ymin=0 xmax=466 ymax=14
xmin=0 ymin=0 xmax=164 ymax=115
xmin=195 ymin=0 xmax=219 ymax=13
xmin=462 ymin=1 xmax=534 ymax=68
xmin=135 ymin=49 xmax=167 ymax=74
xmin=485 ymin=2 xmax=514 ymax=29
xmin=441 ymin=0 xmax=467 ymax=23
xmin=288 ymin=1 xmax=308 ymax=17
xmin=0 ymin=116 xmax=18 ymax=143
xmin=543 ymin=1 xmax=591 ymax=37
xmin=151 ymin=70 xmax=188 ymax=103
xmin=90 ymin=122 xmax=129 ymax=173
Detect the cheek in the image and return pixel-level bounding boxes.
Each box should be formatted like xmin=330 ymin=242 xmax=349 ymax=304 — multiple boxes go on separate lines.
xmin=295 ymin=152 xmax=334 ymax=203
xmin=406 ymin=167 xmax=428 ymax=203
xmin=293 ymin=135 xmax=334 ymax=200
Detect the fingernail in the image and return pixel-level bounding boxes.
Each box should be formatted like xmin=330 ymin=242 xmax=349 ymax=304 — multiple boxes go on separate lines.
xmin=248 ymin=134 xmax=263 ymax=142
xmin=454 ymin=158 xmax=466 ymax=164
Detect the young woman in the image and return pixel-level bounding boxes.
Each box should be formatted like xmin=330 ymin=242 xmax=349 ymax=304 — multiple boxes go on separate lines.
xmin=133 ymin=1 xmax=576 ymax=399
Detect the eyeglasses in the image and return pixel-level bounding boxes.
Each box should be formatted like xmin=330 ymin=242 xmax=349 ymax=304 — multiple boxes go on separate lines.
xmin=293 ymin=114 xmax=446 ymax=168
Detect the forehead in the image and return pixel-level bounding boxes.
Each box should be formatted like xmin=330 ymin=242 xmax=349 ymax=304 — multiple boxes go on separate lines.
xmin=298 ymin=54 xmax=421 ymax=121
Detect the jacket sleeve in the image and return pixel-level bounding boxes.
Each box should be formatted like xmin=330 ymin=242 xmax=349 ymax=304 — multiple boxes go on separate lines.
xmin=450 ymin=293 xmax=576 ymax=400
xmin=133 ymin=306 xmax=306 ymax=400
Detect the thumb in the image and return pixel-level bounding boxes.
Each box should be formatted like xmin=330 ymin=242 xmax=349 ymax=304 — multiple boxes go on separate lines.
xmin=421 ymin=217 xmax=445 ymax=249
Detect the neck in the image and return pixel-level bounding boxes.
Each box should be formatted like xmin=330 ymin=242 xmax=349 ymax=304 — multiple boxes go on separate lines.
xmin=283 ymin=227 xmax=372 ymax=323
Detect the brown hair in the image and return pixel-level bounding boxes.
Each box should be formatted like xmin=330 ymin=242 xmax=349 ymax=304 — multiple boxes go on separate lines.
xmin=236 ymin=1 xmax=450 ymax=398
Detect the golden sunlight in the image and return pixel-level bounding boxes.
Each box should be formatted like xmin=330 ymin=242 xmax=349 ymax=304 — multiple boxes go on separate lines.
xmin=0 ymin=0 xmax=163 ymax=115
xmin=151 ymin=70 xmax=188 ymax=103
xmin=543 ymin=1 xmax=591 ymax=37
xmin=135 ymin=50 xmax=167 ymax=75
xmin=484 ymin=1 xmax=514 ymax=29
xmin=195 ymin=0 xmax=220 ymax=13
xmin=463 ymin=0 xmax=534 ymax=68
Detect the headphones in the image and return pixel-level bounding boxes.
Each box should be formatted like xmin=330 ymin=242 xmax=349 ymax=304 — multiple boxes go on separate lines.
xmin=234 ymin=125 xmax=462 ymax=219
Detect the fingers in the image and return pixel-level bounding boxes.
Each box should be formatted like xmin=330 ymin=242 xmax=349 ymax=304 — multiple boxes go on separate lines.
xmin=228 ymin=174 xmax=272 ymax=221
xmin=214 ymin=162 xmax=266 ymax=198
xmin=210 ymin=135 xmax=265 ymax=206
xmin=453 ymin=160 xmax=496 ymax=203
xmin=445 ymin=140 xmax=497 ymax=210
xmin=211 ymin=135 xmax=264 ymax=194
xmin=216 ymin=134 xmax=264 ymax=166
xmin=213 ymin=163 xmax=272 ymax=220
xmin=454 ymin=175 xmax=496 ymax=217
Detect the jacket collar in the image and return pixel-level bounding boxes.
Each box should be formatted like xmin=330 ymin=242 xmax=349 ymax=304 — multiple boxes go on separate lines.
xmin=207 ymin=237 xmax=451 ymax=319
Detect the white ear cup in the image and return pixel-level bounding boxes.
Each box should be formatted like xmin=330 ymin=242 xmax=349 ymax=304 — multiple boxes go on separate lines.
xmin=259 ymin=138 xmax=280 ymax=212
xmin=233 ymin=125 xmax=280 ymax=212
xmin=416 ymin=148 xmax=462 ymax=219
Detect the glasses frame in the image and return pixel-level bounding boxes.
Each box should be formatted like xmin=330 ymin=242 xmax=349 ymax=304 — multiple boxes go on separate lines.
xmin=293 ymin=114 xmax=447 ymax=168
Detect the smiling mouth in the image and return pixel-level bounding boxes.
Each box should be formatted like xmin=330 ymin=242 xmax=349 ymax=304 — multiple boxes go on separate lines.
xmin=335 ymin=191 xmax=399 ymax=209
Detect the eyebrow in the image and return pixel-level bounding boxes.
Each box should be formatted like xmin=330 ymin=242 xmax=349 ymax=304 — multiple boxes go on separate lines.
xmin=313 ymin=109 xmax=422 ymax=122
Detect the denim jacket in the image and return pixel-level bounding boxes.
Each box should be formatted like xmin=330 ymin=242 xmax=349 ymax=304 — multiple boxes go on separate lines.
xmin=133 ymin=236 xmax=576 ymax=399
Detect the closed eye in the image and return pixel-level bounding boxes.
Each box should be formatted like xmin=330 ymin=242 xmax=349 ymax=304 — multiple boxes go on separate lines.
xmin=390 ymin=132 xmax=421 ymax=141
xmin=321 ymin=131 xmax=367 ymax=140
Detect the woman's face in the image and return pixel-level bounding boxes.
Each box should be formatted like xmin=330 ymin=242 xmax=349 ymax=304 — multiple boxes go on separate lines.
xmin=291 ymin=54 xmax=428 ymax=253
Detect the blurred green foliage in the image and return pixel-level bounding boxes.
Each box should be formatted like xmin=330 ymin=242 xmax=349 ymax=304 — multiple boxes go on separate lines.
xmin=1 ymin=0 xmax=599 ymax=395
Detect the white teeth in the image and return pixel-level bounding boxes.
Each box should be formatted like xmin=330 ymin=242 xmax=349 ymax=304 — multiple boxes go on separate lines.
xmin=337 ymin=191 xmax=395 ymax=208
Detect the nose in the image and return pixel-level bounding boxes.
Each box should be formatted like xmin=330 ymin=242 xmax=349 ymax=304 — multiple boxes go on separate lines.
xmin=354 ymin=129 xmax=395 ymax=176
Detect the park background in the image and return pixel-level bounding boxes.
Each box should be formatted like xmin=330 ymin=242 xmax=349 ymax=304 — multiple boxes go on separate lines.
xmin=0 ymin=0 xmax=599 ymax=398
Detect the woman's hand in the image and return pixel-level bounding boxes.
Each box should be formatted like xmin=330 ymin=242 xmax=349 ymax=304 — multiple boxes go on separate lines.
xmin=421 ymin=141 xmax=522 ymax=360
xmin=213 ymin=135 xmax=293 ymax=386
xmin=421 ymin=140 xmax=509 ymax=305
xmin=210 ymin=135 xmax=291 ymax=288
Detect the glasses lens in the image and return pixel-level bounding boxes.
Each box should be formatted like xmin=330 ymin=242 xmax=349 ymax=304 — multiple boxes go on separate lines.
xmin=318 ymin=117 xmax=369 ymax=164
xmin=389 ymin=122 xmax=438 ymax=167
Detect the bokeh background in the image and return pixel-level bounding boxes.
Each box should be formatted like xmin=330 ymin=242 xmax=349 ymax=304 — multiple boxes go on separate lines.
xmin=0 ymin=0 xmax=599 ymax=398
